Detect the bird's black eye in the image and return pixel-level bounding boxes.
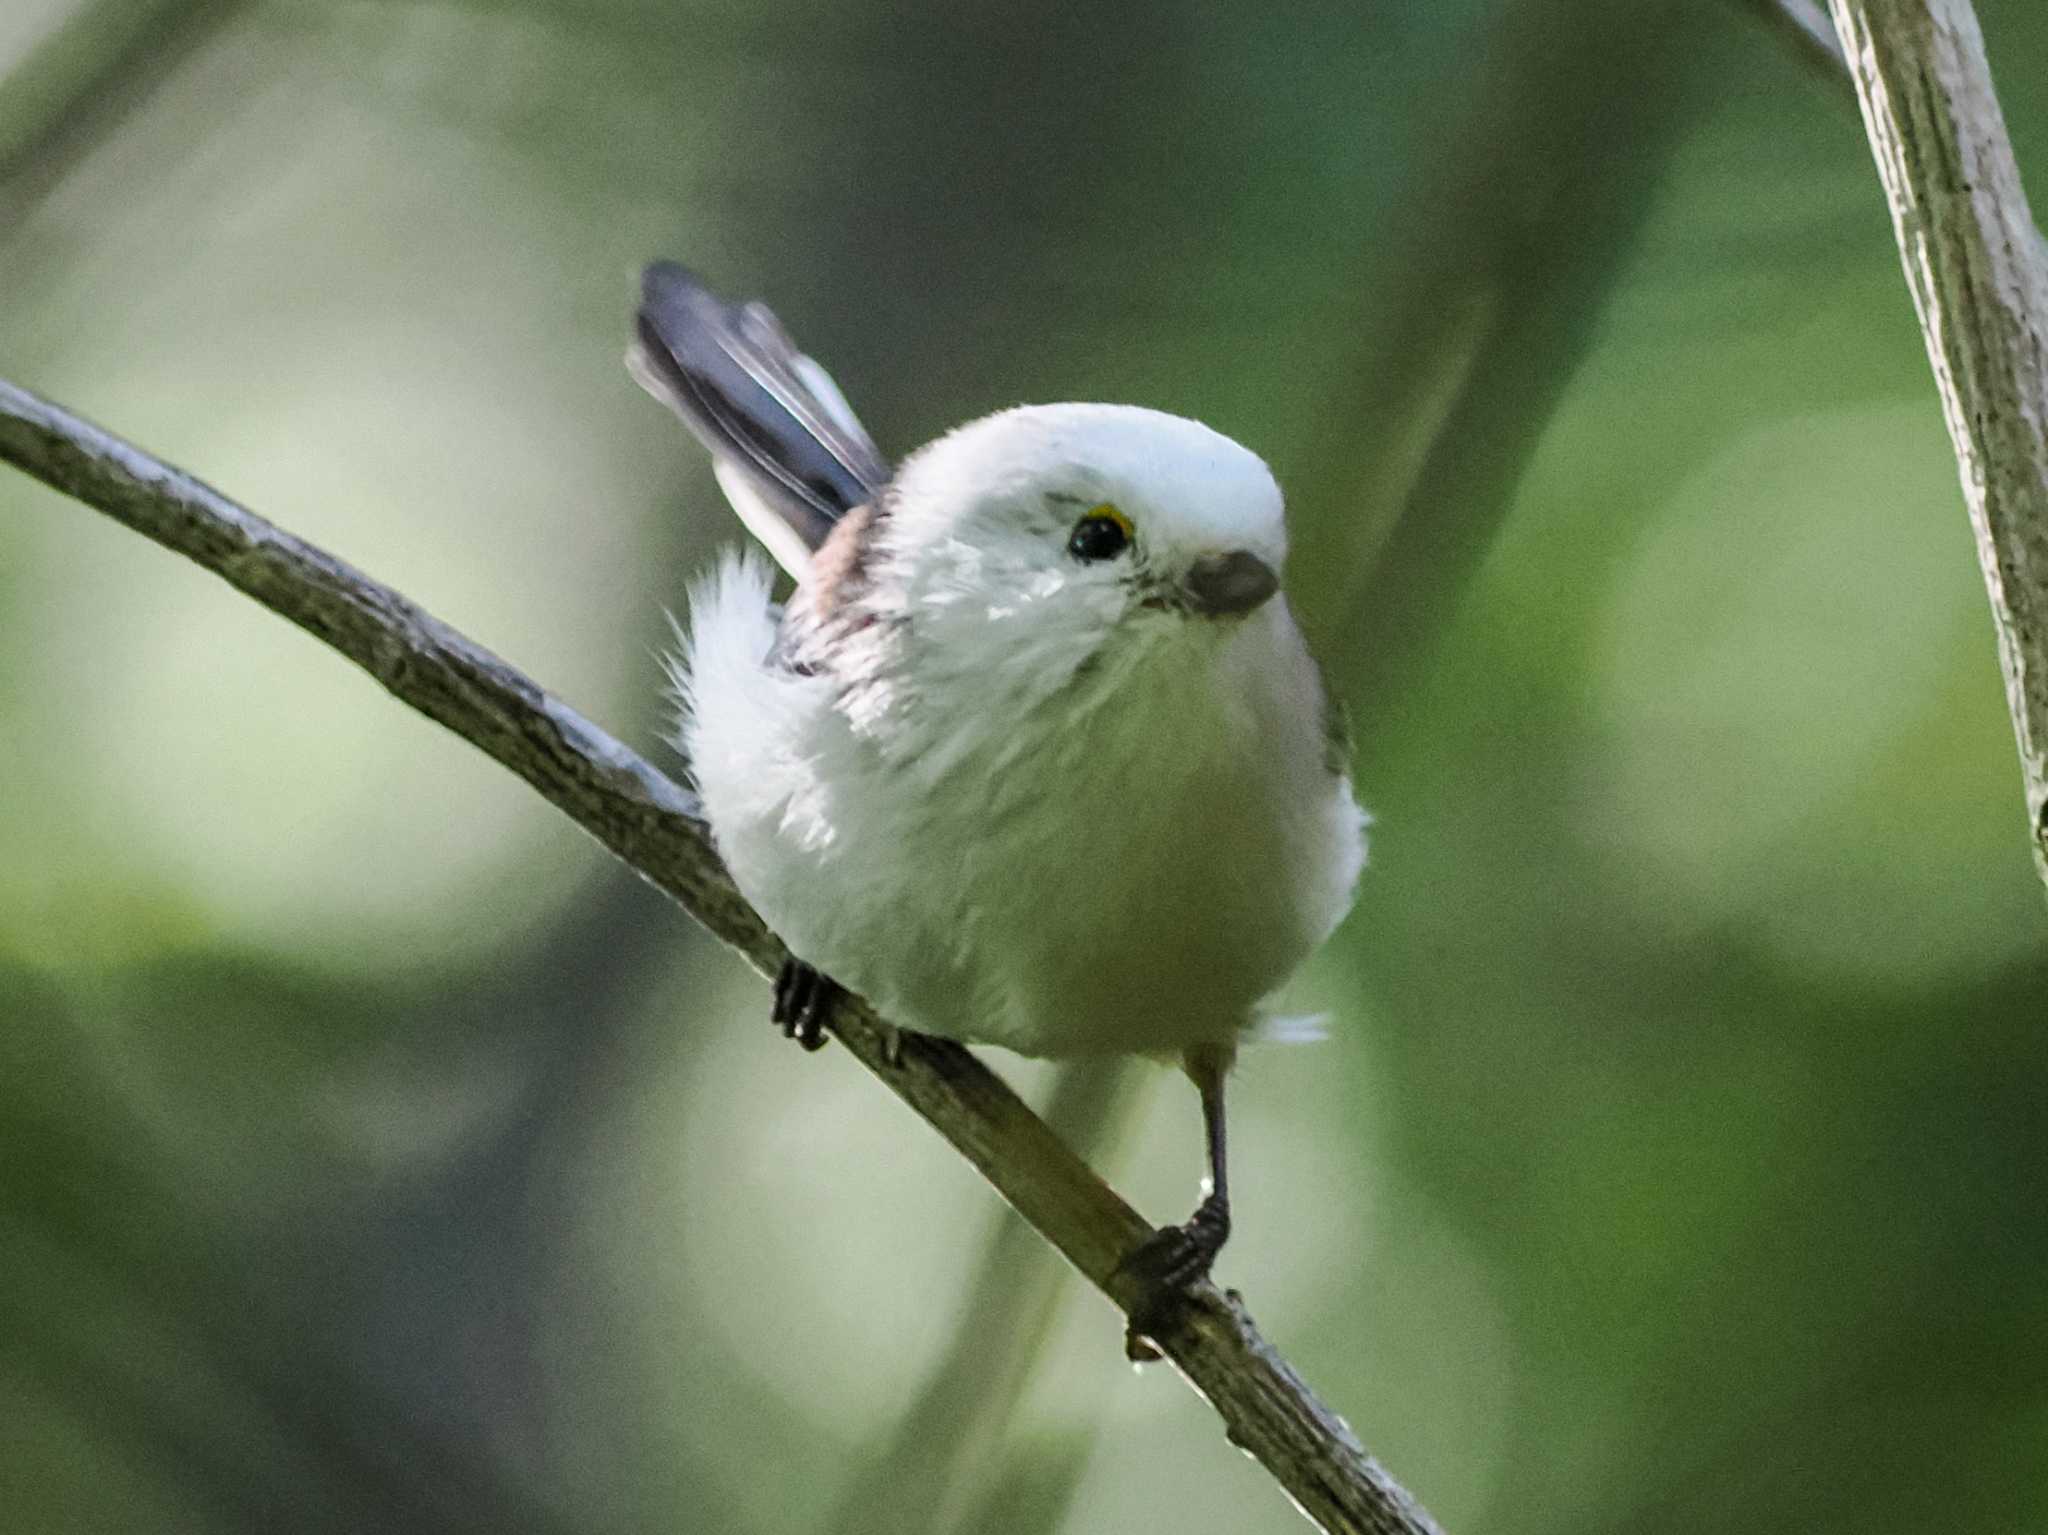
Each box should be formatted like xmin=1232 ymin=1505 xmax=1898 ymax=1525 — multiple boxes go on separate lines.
xmin=1067 ymin=503 xmax=1133 ymax=562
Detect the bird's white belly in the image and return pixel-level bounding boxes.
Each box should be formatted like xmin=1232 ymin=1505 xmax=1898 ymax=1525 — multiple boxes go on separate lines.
xmin=947 ymin=762 xmax=1326 ymax=1055
xmin=718 ymin=609 xmax=1363 ymax=1058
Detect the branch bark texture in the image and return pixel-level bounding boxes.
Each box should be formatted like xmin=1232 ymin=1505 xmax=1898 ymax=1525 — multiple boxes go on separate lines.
xmin=1827 ymin=0 xmax=2048 ymax=890
xmin=0 ymin=377 xmax=1442 ymax=1535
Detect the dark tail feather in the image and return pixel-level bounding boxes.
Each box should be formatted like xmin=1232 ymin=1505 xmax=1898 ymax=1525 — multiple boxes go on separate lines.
xmin=630 ymin=262 xmax=890 ymax=556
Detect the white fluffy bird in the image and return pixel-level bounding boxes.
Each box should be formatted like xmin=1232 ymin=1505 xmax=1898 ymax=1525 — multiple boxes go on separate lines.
xmin=630 ymin=263 xmax=1366 ymax=1299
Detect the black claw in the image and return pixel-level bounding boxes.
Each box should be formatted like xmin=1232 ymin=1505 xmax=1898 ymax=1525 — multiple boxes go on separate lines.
xmin=1118 ymin=1193 xmax=1231 ymax=1349
xmin=770 ymin=958 xmax=842 ymax=1051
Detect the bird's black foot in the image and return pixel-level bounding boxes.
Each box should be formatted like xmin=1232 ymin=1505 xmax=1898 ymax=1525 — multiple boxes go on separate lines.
xmin=771 ymin=958 xmax=842 ymax=1051
xmin=1117 ymin=1192 xmax=1230 ymax=1355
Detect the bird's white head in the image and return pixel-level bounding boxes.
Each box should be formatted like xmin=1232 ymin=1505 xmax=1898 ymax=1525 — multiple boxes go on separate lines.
xmin=877 ymin=403 xmax=1288 ymax=680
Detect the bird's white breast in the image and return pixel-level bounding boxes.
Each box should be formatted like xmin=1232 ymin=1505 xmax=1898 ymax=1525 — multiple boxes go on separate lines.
xmin=679 ymin=552 xmax=1366 ymax=1057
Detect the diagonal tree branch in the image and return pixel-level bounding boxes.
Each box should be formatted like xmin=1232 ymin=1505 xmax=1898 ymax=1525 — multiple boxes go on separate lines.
xmin=1731 ymin=0 xmax=2048 ymax=892
xmin=0 ymin=376 xmax=1443 ymax=1535
xmin=1824 ymin=0 xmax=2048 ymax=892
xmin=827 ymin=1063 xmax=1139 ymax=1535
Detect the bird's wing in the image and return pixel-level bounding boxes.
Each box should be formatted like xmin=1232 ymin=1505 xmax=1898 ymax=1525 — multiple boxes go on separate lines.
xmin=630 ymin=262 xmax=891 ymax=578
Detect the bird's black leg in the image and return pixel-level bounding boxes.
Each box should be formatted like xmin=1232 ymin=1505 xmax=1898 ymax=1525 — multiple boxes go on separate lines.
xmin=1119 ymin=1043 xmax=1235 ymax=1343
xmin=770 ymin=957 xmax=842 ymax=1051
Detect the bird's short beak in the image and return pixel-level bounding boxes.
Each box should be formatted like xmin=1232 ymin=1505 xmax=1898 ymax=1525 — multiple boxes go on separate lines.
xmin=1182 ymin=550 xmax=1280 ymax=617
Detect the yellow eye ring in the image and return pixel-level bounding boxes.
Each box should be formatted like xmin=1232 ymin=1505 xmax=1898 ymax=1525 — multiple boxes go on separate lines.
xmin=1089 ymin=503 xmax=1134 ymax=539
xmin=1067 ymin=502 xmax=1134 ymax=562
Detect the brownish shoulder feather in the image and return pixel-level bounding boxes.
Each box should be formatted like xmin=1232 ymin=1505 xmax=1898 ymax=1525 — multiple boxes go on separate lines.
xmin=802 ymin=501 xmax=879 ymax=621
xmin=772 ymin=501 xmax=884 ymax=672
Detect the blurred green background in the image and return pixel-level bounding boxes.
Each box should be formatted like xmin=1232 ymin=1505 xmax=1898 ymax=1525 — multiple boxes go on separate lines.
xmin=5 ymin=2 xmax=2046 ymax=1531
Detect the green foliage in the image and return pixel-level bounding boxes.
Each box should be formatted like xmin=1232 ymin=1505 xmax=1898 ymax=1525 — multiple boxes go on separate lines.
xmin=3 ymin=2 xmax=2045 ymax=1531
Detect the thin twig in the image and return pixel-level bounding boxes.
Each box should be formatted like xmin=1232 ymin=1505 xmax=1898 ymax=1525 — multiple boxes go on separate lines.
xmin=1731 ymin=0 xmax=2048 ymax=260
xmin=0 ymin=377 xmax=1443 ymax=1535
xmin=1735 ymin=0 xmax=1852 ymax=83
xmin=1823 ymin=0 xmax=2048 ymax=891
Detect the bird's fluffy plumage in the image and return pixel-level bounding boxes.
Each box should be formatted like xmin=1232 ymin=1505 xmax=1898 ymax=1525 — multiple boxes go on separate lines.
xmin=675 ymin=403 xmax=1366 ymax=1057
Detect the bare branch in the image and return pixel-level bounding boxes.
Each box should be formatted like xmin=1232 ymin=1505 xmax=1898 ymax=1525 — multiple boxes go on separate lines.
xmin=1824 ymin=0 xmax=2048 ymax=891
xmin=828 ymin=1063 xmax=1139 ymax=1535
xmin=0 ymin=377 xmax=1443 ymax=1535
